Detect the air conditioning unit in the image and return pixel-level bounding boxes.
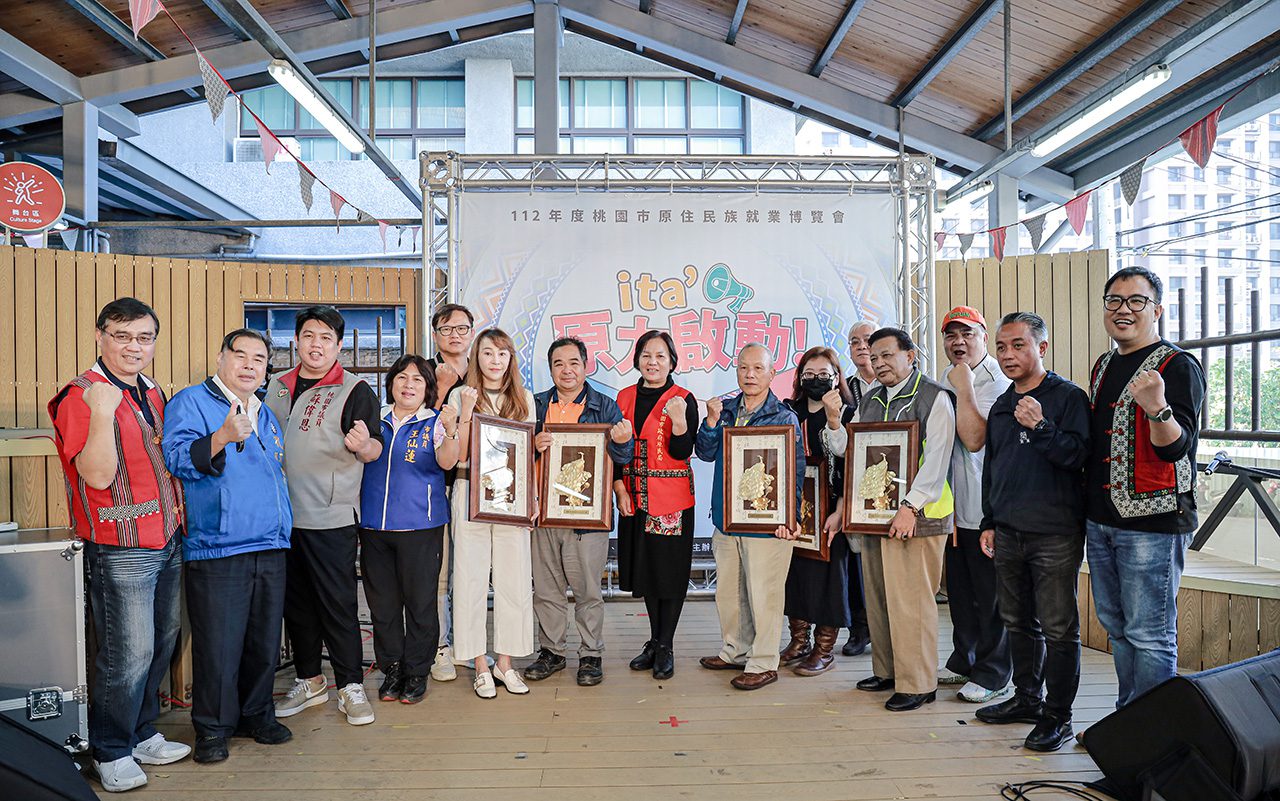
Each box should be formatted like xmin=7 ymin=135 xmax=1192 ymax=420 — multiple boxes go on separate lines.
xmin=1245 ymin=122 xmax=1261 ymax=134
xmin=233 ymin=136 xmax=300 ymax=164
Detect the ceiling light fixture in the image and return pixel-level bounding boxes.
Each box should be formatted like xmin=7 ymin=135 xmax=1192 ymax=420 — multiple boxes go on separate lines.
xmin=266 ymin=59 xmax=365 ymax=154
xmin=1031 ymin=64 xmax=1172 ymax=159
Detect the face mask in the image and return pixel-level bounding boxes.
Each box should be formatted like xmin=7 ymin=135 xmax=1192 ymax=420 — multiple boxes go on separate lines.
xmin=801 ymin=376 xmax=834 ymax=401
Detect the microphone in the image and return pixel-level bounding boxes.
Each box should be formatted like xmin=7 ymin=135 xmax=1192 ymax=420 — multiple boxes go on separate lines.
xmin=235 ymin=403 xmax=246 ymax=453
xmin=1203 ymin=450 xmax=1230 ymax=476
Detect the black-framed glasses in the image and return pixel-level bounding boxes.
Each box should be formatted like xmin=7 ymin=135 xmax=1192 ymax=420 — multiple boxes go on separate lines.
xmin=435 ymin=324 xmax=472 ymax=336
xmin=800 ymin=370 xmax=835 ymax=381
xmin=104 ymin=331 xmax=158 ymax=345
xmin=1102 ymin=294 xmax=1155 ymax=312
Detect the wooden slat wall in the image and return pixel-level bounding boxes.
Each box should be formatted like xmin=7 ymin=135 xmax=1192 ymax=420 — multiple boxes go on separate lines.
xmin=933 ymin=249 xmax=1111 ymax=390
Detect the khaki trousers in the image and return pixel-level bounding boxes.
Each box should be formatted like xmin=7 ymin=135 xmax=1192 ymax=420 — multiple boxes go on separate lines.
xmin=861 ymin=532 xmax=947 ymax=695
xmin=713 ymin=530 xmax=795 ymax=674
xmin=531 ymin=528 xmax=609 ymax=658
xmin=450 ymin=480 xmax=534 ymax=661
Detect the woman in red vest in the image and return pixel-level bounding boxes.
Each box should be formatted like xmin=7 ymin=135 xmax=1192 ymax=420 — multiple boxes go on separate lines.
xmin=616 ymin=330 xmax=700 ymax=680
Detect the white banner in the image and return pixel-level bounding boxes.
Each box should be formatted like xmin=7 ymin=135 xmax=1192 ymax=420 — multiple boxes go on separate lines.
xmin=458 ymin=191 xmax=899 ymax=538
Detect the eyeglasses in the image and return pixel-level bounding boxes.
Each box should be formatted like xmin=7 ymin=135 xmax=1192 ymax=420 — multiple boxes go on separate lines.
xmin=435 ymin=325 xmax=472 ymax=337
xmin=1102 ymin=294 xmax=1155 ymax=312
xmin=103 ymin=331 xmax=158 ymax=345
xmin=801 ymin=371 xmax=835 ymax=381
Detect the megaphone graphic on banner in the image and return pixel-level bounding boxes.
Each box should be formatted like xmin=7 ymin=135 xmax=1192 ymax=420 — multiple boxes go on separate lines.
xmin=703 ymin=263 xmax=754 ymax=314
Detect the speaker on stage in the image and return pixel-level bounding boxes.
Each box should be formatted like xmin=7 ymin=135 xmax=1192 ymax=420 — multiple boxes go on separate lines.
xmin=1083 ymin=649 xmax=1280 ymax=801
xmin=0 ymin=713 xmax=97 ymax=801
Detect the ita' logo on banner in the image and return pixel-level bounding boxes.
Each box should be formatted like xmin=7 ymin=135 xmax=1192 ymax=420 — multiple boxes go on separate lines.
xmin=0 ymin=162 xmax=66 ymax=233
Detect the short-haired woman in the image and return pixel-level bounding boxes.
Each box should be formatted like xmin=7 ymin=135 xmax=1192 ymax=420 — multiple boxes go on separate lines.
xmin=359 ymin=355 xmax=460 ymax=704
xmin=615 ymin=330 xmax=700 ymax=680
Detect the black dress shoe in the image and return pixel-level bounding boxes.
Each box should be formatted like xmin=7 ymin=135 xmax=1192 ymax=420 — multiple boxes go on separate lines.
xmin=1025 ymin=717 xmax=1074 ymax=752
xmin=855 ymin=675 xmax=895 ymax=692
xmin=577 ymin=657 xmax=604 ymax=686
xmin=975 ymin=695 xmax=1044 ymax=725
xmin=842 ymin=631 xmax=870 ymax=657
xmin=652 ymin=644 xmax=674 ymax=680
xmin=193 ymin=735 xmax=228 ymax=764
xmin=885 ymin=691 xmax=936 ymax=712
xmin=379 ymin=662 xmax=404 ymax=701
xmin=236 ymin=721 xmax=291 ymax=745
xmin=630 ymin=641 xmax=658 ymax=671
xmin=400 ymin=675 xmax=427 ymax=704
xmin=523 ymin=648 xmax=567 ymax=681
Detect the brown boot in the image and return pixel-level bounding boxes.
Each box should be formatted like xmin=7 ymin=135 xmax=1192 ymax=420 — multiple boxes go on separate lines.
xmin=794 ymin=626 xmax=838 ymax=676
xmin=779 ymin=618 xmax=812 ymax=666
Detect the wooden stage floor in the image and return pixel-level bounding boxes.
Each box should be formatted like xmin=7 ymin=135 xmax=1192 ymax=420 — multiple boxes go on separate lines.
xmin=119 ymin=599 xmax=1113 ymax=801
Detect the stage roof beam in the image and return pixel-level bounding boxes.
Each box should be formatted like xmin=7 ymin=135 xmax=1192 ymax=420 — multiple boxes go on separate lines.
xmin=726 ymin=1 xmax=749 ymax=45
xmin=892 ymin=0 xmax=1001 ymax=108
xmin=809 ymin=0 xmax=869 ymax=78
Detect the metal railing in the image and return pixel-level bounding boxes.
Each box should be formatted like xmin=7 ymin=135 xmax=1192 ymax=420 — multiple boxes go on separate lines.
xmin=265 ymin=318 xmax=408 ymax=389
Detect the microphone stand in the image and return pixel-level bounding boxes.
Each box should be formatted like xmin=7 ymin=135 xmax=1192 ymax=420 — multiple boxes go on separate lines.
xmin=1191 ymin=456 xmax=1280 ymax=551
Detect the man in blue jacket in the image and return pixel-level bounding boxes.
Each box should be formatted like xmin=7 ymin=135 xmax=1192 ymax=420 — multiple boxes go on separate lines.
xmin=524 ymin=337 xmax=634 ymax=687
xmin=163 ymin=329 xmax=293 ymax=765
xmin=696 ymin=342 xmax=805 ymax=691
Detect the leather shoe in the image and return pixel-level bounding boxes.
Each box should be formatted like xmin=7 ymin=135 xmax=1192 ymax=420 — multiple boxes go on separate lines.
xmin=399 ymin=675 xmax=427 ymax=704
xmin=193 ymin=735 xmax=228 ymax=764
xmin=523 ymin=648 xmax=567 ymax=681
xmin=629 ymin=641 xmax=657 ymax=671
xmin=885 ymin=691 xmax=936 ymax=712
xmin=577 ymin=657 xmax=604 ymax=686
xmin=1025 ymin=717 xmax=1073 ymax=752
xmin=699 ymin=655 xmax=745 ymax=671
xmin=232 ymin=721 xmax=292 ymax=745
xmin=855 ymin=675 xmax=895 ymax=692
xmin=975 ymin=695 xmax=1044 ymax=725
xmin=842 ymin=630 xmax=870 ymax=657
xmin=379 ymin=662 xmax=404 ymax=702
xmin=730 ymin=670 xmax=777 ymax=690
xmin=652 ymin=644 xmax=674 ymax=680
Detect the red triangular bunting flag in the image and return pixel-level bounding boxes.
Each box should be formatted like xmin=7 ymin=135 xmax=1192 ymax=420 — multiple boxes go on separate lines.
xmin=254 ymin=116 xmax=283 ymax=174
xmin=129 ymin=0 xmax=163 ymax=39
xmin=330 ymin=190 xmax=345 ymax=230
xmin=378 ymin=221 xmax=388 ymax=252
xmin=1178 ymin=106 xmax=1224 ymax=169
xmin=991 ymin=227 xmax=1007 ymax=262
xmin=934 ymin=231 xmax=947 ymax=252
xmin=1065 ymin=191 xmax=1091 ymax=236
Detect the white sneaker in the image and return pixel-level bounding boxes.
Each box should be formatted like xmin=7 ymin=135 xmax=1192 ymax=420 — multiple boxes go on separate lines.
xmin=131 ymin=733 xmax=191 ymax=765
xmin=432 ymin=647 xmax=457 ymax=682
xmin=937 ymin=667 xmax=969 ymax=685
xmin=94 ymin=756 xmax=147 ymax=792
xmin=473 ymin=671 xmax=497 ymax=699
xmin=337 ymin=682 xmax=375 ymax=726
xmin=493 ymin=667 xmax=530 ymax=695
xmin=958 ymin=681 xmax=1014 ymax=704
xmin=275 ymin=675 xmax=330 ymax=718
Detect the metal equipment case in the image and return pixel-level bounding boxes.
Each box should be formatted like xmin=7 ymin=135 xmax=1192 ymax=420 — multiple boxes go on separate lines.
xmin=0 ymin=527 xmax=89 ymax=754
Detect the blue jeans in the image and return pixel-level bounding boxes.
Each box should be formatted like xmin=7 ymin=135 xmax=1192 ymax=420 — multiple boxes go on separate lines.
xmin=85 ymin=535 xmax=183 ymax=762
xmin=1085 ymin=521 xmax=1192 ymax=709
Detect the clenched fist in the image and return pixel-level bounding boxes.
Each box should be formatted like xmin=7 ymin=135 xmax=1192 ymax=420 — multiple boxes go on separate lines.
xmin=82 ymin=382 xmax=123 ymax=417
xmin=609 ymin=419 xmax=633 ymax=444
xmin=220 ymin=403 xmax=253 ymax=444
xmin=1128 ymin=369 xmax=1167 ymax=417
xmin=704 ymin=396 xmax=723 ymax=428
xmin=344 ymin=419 xmax=371 ymax=453
xmin=535 ymin=430 xmax=554 ymax=453
xmin=456 ymin=385 xmax=479 ymax=417
xmin=1013 ymin=396 xmax=1044 ymax=429
xmin=821 ymin=388 xmax=843 ymax=423
xmin=437 ymin=404 xmax=458 ymax=435
xmin=435 ymin=362 xmax=460 ymax=396
xmin=665 ymin=395 xmax=689 ymax=435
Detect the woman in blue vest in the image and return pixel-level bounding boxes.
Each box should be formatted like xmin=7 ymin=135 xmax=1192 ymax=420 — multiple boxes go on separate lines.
xmin=359 ymin=354 xmax=461 ymax=704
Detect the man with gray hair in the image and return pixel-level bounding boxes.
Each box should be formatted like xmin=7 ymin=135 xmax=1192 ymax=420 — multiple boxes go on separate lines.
xmin=974 ymin=311 xmax=1091 ymax=752
xmin=842 ymin=321 xmax=877 ymax=656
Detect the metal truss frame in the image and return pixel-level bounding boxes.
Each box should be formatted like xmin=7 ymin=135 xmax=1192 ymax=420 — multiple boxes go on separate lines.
xmin=420 ymin=152 xmax=937 ymax=369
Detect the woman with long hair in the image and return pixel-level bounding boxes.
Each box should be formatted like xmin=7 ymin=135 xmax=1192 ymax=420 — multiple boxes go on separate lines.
xmin=615 ymin=331 xmax=700 ymax=680
xmin=359 ymin=355 xmax=460 ymax=704
xmin=447 ymin=328 xmax=537 ymax=699
xmin=779 ymin=346 xmax=856 ymax=676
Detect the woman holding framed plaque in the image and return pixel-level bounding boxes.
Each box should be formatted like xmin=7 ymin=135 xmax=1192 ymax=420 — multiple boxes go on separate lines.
xmin=779 ymin=347 xmax=857 ymax=677
xmin=615 ymin=331 xmax=700 ymax=680
xmin=446 ymin=328 xmax=538 ymax=700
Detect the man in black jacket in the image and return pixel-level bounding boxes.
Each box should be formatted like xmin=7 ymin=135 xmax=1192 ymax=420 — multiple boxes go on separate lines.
xmin=974 ymin=312 xmax=1091 ymax=753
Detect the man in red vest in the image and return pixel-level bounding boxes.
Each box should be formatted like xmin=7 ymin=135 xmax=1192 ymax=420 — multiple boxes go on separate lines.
xmin=49 ymin=298 xmax=189 ymax=793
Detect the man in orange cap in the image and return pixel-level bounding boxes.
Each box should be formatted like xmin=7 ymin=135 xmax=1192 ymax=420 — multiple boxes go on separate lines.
xmin=938 ymin=305 xmax=1014 ymax=705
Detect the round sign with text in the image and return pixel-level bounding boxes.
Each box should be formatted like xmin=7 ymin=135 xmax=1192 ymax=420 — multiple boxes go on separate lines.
xmin=0 ymin=161 xmax=66 ymax=233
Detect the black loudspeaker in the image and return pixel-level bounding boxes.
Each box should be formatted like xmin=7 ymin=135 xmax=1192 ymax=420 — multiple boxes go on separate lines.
xmin=1083 ymin=649 xmax=1280 ymax=801
xmin=0 ymin=713 xmax=97 ymax=801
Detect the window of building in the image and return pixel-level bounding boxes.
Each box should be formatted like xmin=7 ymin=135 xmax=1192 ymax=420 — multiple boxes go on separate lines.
xmin=1170 ymin=222 xmax=1185 ymax=236
xmin=1193 ymin=167 xmax=1205 ymax=181
xmin=1170 ymin=277 xmax=1187 ymax=292
xmin=1217 ymin=167 xmax=1234 ymax=184
xmin=1218 ymin=248 xmax=1234 ymax=264
xmin=1219 ymin=138 xmax=1233 ymax=150
xmin=514 ymin=77 xmax=746 ymax=155
xmin=821 ymin=131 xmax=840 ymax=148
xmin=1244 ymin=139 xmax=1256 ymax=155
xmin=1194 ymin=222 xmax=1206 ymax=235
xmin=1195 ymin=249 xmax=1207 ymax=263
xmin=1218 ymin=193 xmax=1234 ymax=208
xmin=1273 ymin=250 xmax=1280 ymax=265
xmin=1271 ymin=222 xmax=1280 ymax=239
xmin=1218 ymin=221 xmax=1232 ymax=239
xmin=1194 ymin=194 xmax=1206 ymax=210
xmin=1270 ymin=277 xmax=1280 ymax=294
xmin=1271 ymin=141 xmax=1280 ymax=158
xmin=1271 ymin=113 xmax=1280 ymax=131
xmin=1168 ymin=166 xmax=1184 ymax=181
xmin=239 ymin=77 xmax=464 ymax=160
xmin=1171 ymin=249 xmax=1186 ymax=264
xmin=1169 ymin=194 xmax=1185 ymax=210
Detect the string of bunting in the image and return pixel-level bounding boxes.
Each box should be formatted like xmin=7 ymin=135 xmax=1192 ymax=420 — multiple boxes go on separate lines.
xmin=125 ymin=0 xmax=419 ymax=253
xmin=935 ymin=68 xmax=1275 ymax=262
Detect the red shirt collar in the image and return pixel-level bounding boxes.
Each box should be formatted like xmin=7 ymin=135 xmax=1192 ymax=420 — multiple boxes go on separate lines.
xmin=278 ymin=360 xmax=346 ymax=396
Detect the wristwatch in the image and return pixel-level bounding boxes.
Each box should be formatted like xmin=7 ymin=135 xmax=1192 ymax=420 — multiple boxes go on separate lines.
xmin=899 ymin=500 xmax=923 ymax=517
xmin=1145 ymin=406 xmax=1174 ymax=422
xmin=1033 ymin=418 xmax=1049 ymax=431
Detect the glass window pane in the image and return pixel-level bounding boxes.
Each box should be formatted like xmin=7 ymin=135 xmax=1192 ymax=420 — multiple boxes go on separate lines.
xmin=691 ymin=81 xmax=743 ymax=129
xmin=635 ymin=79 xmax=685 ymax=129
xmin=300 ymin=137 xmax=341 ymax=161
xmin=515 ymin=135 xmax=534 ymax=154
xmin=358 ymin=79 xmax=413 ymax=130
xmin=417 ymin=79 xmax=464 ymax=129
xmin=571 ymin=136 xmax=627 ymax=154
xmin=573 ymin=79 xmax=625 ymax=129
xmin=363 ymin=137 xmax=414 ymax=160
xmin=560 ymin=78 xmax=570 ymax=129
xmin=415 ymin=137 xmax=465 ymax=154
xmin=299 ymin=79 xmax=353 ymax=130
xmin=243 ymin=85 xmax=294 ymax=131
xmin=690 ymin=136 xmax=744 ymax=155
xmin=634 ymin=136 xmax=687 ymax=155
xmin=516 ymin=79 xmax=533 ymax=129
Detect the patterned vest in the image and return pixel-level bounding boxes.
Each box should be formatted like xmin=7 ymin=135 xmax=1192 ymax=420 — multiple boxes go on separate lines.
xmin=616 ymin=383 xmax=695 ymax=516
xmin=1089 ymin=344 xmax=1194 ymax=519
